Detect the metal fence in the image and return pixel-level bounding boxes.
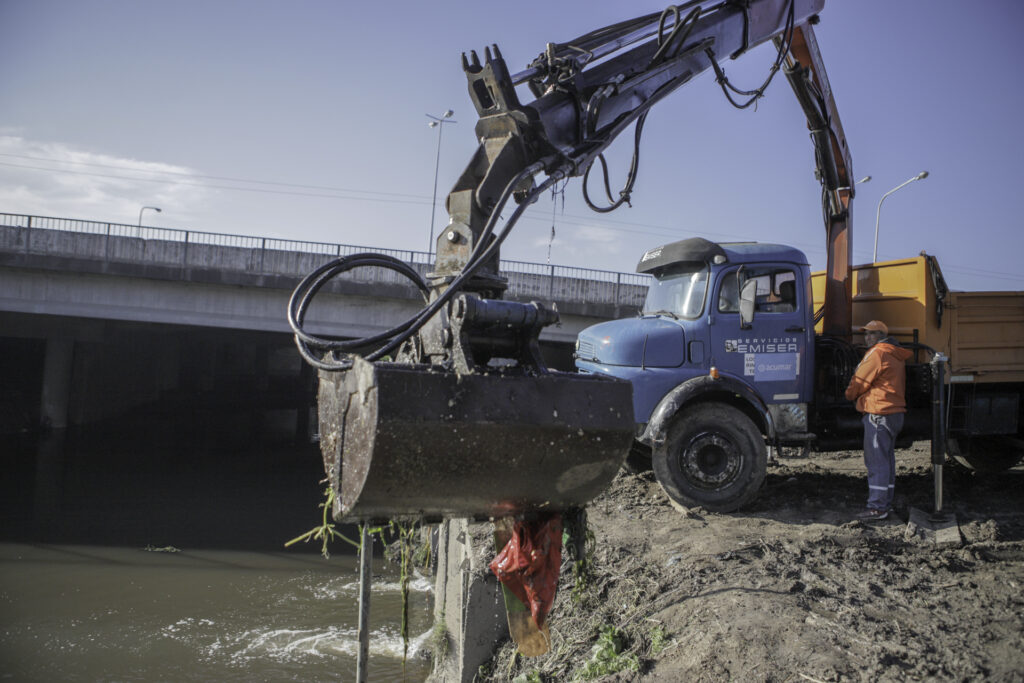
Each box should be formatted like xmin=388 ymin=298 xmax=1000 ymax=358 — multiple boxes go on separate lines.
xmin=0 ymin=212 xmax=650 ymax=308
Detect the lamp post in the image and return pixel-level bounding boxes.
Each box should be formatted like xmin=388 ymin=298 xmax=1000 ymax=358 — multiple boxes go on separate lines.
xmin=839 ymin=175 xmax=872 ymax=192
xmin=426 ymin=110 xmax=455 ymax=258
xmin=138 ymin=205 xmax=162 ymax=231
xmin=873 ymin=171 xmax=929 ymax=262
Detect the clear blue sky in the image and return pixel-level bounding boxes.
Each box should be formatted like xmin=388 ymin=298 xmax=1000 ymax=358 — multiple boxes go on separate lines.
xmin=2 ymin=0 xmax=1022 ymax=291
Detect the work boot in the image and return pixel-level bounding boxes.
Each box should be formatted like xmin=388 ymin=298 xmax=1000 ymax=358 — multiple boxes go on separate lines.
xmin=855 ymin=508 xmax=888 ymax=521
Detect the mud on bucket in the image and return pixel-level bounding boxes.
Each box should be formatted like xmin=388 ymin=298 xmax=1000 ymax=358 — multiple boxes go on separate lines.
xmin=316 ymin=357 xmax=635 ymax=523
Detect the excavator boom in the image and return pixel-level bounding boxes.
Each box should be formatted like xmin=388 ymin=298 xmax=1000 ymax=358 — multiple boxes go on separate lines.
xmin=294 ymin=0 xmax=853 ymax=522
xmin=783 ymin=24 xmax=854 ymax=336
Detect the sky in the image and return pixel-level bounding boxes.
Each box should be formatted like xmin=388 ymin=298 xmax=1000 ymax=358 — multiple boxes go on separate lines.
xmin=1 ymin=0 xmax=1023 ymax=292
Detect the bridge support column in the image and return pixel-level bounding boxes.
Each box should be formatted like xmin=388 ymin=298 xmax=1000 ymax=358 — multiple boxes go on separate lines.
xmin=40 ymin=337 xmax=74 ymax=430
xmin=428 ymin=518 xmax=507 ymax=682
xmin=34 ymin=337 xmax=73 ymax=536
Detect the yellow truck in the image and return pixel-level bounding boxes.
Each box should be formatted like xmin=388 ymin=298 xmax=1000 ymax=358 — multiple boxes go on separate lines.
xmin=812 ymin=254 xmax=1024 ymax=471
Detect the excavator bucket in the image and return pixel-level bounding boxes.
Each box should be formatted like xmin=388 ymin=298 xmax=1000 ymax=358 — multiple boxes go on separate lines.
xmin=317 ymin=357 xmax=634 ymax=523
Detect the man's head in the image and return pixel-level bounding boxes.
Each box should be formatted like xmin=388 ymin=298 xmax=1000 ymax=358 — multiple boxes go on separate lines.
xmin=860 ymin=320 xmax=888 ymax=347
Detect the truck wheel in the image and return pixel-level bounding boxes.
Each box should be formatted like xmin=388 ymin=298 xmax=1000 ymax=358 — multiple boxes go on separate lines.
xmin=652 ymin=403 xmax=766 ymax=512
xmin=951 ymin=436 xmax=1024 ymax=472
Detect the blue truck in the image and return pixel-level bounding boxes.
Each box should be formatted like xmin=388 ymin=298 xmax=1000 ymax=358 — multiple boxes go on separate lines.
xmin=575 ymin=237 xmax=1024 ymax=512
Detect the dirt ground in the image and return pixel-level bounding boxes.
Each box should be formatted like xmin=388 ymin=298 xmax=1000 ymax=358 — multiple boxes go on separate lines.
xmin=482 ymin=443 xmax=1024 ymax=682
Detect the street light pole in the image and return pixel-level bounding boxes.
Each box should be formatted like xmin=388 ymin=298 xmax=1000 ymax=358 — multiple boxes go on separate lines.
xmin=838 ymin=175 xmax=872 ymax=193
xmin=873 ymin=171 xmax=929 ymax=262
xmin=138 ymin=205 xmax=162 ymax=228
xmin=426 ymin=110 xmax=455 ymax=259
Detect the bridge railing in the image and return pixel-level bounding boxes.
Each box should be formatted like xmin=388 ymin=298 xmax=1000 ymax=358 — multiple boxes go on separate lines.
xmin=0 ymin=213 xmax=649 ymax=308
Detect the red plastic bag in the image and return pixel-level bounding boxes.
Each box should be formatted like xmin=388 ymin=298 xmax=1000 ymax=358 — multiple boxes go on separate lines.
xmin=489 ymin=514 xmax=563 ymax=629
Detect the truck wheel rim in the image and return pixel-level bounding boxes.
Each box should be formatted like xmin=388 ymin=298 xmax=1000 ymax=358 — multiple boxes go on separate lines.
xmin=679 ymin=432 xmax=742 ymax=490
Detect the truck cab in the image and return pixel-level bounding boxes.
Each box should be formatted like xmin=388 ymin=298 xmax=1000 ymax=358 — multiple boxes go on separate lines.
xmin=575 ymin=237 xmax=815 ymax=511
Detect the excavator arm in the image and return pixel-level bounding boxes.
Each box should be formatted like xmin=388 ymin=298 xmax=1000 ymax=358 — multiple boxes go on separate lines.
xmin=294 ymin=0 xmax=853 ymax=523
xmin=433 ymin=0 xmax=852 ymax=330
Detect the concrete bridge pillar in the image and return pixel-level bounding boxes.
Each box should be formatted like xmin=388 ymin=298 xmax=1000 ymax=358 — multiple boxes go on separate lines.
xmin=33 ymin=337 xmax=74 ymax=535
xmin=428 ymin=518 xmax=508 ymax=682
xmin=39 ymin=337 xmax=74 ymax=430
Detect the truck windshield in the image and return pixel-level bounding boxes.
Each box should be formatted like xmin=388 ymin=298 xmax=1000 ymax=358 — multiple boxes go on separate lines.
xmin=642 ymin=264 xmax=708 ymax=319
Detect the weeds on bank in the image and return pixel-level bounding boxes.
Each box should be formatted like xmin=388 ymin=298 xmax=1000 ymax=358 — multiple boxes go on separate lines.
xmin=648 ymin=623 xmax=669 ymax=655
xmin=505 ymin=621 xmax=658 ymax=683
xmin=576 ymin=625 xmax=640 ymax=679
xmin=430 ymin=611 xmax=450 ymax=668
xmin=483 ymin=498 xmax=673 ymax=682
xmin=563 ymin=509 xmax=596 ymax=604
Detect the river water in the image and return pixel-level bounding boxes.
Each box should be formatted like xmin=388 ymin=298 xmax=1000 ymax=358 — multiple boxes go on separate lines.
xmin=0 ymin=423 xmax=435 ymax=682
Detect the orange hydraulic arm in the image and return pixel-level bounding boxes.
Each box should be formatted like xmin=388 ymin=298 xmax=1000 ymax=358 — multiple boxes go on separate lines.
xmin=780 ymin=23 xmax=855 ymax=337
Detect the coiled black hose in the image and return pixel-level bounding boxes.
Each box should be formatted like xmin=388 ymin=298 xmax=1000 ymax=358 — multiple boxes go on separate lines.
xmin=287 ymin=253 xmax=431 ymax=371
xmin=289 ymin=160 xmax=568 ymax=371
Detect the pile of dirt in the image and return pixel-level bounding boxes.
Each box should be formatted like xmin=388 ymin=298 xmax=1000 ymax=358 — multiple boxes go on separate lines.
xmin=483 ymin=443 xmax=1024 ymax=681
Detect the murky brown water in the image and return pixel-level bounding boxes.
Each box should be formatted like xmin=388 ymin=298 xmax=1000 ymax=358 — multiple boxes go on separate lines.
xmin=0 ymin=423 xmax=433 ymax=682
xmin=0 ymin=544 xmax=433 ymax=682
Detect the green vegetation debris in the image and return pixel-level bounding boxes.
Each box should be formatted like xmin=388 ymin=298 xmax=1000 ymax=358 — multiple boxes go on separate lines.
xmin=648 ymin=624 xmax=670 ymax=655
xmin=284 ymin=486 xmax=359 ymax=558
xmin=575 ymin=625 xmax=640 ymax=680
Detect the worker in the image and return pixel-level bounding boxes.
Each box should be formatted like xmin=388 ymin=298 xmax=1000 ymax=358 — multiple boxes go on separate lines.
xmin=844 ymin=320 xmax=913 ymax=520
xmin=776 ymin=279 xmax=796 ymax=312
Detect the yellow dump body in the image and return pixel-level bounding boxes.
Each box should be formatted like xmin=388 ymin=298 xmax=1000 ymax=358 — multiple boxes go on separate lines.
xmin=811 ymin=256 xmax=1024 ymax=384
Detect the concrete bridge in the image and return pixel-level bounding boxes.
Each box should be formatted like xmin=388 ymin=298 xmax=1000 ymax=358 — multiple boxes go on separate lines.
xmin=0 ymin=213 xmax=648 ymax=435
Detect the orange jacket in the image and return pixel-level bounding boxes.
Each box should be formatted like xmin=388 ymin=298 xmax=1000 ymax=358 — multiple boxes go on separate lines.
xmin=844 ymin=340 xmax=913 ymax=415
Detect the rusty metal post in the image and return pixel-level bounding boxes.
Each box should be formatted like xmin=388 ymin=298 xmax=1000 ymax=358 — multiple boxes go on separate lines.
xmin=356 ymin=524 xmax=372 ymax=683
xmin=931 ymin=353 xmax=949 ymax=518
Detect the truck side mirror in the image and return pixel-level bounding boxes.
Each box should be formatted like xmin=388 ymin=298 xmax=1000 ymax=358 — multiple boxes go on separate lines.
xmin=739 ymin=279 xmax=757 ymax=328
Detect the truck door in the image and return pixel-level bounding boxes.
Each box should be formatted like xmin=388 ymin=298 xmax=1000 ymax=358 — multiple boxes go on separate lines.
xmin=712 ymin=265 xmax=810 ymax=403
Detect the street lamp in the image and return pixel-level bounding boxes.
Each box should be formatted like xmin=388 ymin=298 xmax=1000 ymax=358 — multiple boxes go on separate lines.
xmin=138 ymin=205 xmax=162 ymax=227
xmin=426 ymin=110 xmax=456 ymax=258
xmin=838 ymin=175 xmax=872 ymax=192
xmin=873 ymin=171 xmax=929 ymax=262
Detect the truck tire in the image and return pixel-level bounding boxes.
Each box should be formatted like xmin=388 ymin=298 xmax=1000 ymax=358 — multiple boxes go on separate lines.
xmin=951 ymin=436 xmax=1024 ymax=472
xmin=652 ymin=403 xmax=766 ymax=512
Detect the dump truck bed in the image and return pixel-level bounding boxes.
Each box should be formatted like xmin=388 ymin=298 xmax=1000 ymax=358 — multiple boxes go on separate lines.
xmin=945 ymin=290 xmax=1024 ymax=382
xmin=811 ymin=255 xmax=1024 ymax=383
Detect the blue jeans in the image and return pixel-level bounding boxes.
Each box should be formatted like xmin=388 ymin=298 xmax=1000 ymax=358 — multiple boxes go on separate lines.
xmin=863 ymin=413 xmax=904 ymax=511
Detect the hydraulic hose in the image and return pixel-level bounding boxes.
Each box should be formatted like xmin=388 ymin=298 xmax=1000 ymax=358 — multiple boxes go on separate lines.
xmin=289 ymin=160 xmax=569 ymax=371
xmin=288 ymin=253 xmax=430 ymax=371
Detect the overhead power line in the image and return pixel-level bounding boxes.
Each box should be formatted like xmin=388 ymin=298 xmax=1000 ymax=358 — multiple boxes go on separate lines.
xmin=0 ymin=160 xmax=432 ymax=206
xmin=0 ymin=152 xmax=430 ymax=200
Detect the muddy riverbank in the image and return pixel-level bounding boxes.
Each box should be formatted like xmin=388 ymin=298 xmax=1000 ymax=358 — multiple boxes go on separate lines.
xmin=482 ymin=443 xmax=1024 ymax=681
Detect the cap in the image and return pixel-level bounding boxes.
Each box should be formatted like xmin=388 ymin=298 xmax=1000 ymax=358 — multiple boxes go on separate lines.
xmin=860 ymin=320 xmax=888 ymax=335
